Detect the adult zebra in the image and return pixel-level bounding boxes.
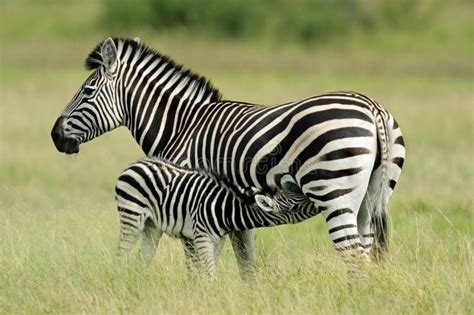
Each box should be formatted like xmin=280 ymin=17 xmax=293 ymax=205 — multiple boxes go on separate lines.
xmin=51 ymin=37 xmax=405 ymax=277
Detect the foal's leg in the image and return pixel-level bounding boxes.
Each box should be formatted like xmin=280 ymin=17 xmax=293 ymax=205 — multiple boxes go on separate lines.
xmin=141 ymin=220 xmax=162 ymax=265
xmin=117 ymin=207 xmax=142 ymax=257
xmin=194 ymin=234 xmax=217 ymax=280
xmin=214 ymin=237 xmax=225 ymax=259
xmin=181 ymin=237 xmax=200 ymax=275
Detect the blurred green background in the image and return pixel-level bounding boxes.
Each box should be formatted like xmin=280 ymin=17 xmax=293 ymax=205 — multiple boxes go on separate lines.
xmin=1 ymin=0 xmax=471 ymax=214
xmin=0 ymin=0 xmax=472 ymax=313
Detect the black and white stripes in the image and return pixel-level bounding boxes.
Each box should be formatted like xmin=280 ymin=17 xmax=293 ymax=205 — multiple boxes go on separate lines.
xmin=52 ymin=37 xmax=406 ymax=276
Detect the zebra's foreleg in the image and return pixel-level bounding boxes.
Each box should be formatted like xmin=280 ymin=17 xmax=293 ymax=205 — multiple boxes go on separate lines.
xmin=229 ymin=230 xmax=256 ymax=281
xmin=141 ymin=220 xmax=162 ymax=265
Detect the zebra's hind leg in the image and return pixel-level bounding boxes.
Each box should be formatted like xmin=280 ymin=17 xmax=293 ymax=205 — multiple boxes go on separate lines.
xmin=358 ymin=161 xmax=396 ymax=263
xmin=229 ymin=230 xmax=256 ymax=281
xmin=322 ymin=206 xmax=369 ymax=274
xmin=141 ymin=219 xmax=162 ymax=265
xmin=357 ymin=171 xmax=381 ymax=259
xmin=303 ymin=185 xmax=371 ymax=278
xmin=357 ymin=198 xmax=374 ymax=258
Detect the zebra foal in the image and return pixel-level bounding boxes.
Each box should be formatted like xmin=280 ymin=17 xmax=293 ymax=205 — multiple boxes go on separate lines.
xmin=115 ymin=157 xmax=316 ymax=278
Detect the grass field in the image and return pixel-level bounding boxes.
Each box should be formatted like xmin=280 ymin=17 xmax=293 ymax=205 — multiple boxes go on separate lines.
xmin=1 ymin=2 xmax=473 ymax=314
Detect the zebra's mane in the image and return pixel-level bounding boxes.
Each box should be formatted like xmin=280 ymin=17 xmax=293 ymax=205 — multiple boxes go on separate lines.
xmin=144 ymin=156 xmax=257 ymax=205
xmin=85 ymin=37 xmax=222 ymax=103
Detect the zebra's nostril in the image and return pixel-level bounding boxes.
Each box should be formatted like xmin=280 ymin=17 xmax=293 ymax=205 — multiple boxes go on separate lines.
xmin=51 ymin=116 xmax=66 ymax=143
xmin=51 ymin=129 xmax=62 ymax=142
xmin=52 ymin=131 xmax=59 ymax=141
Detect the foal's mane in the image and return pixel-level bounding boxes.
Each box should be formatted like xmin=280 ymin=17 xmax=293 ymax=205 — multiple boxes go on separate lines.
xmin=146 ymin=156 xmax=257 ymax=205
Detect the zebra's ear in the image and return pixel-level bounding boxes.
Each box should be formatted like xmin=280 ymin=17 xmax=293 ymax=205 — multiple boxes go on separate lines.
xmin=133 ymin=37 xmax=140 ymax=44
xmin=101 ymin=37 xmax=118 ymax=74
xmin=281 ymin=174 xmax=303 ymax=194
xmin=255 ymin=194 xmax=274 ymax=212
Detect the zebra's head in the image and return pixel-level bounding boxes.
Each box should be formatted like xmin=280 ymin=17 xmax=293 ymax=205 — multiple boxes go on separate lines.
xmin=51 ymin=37 xmax=128 ymax=154
xmin=253 ymin=175 xmax=310 ymax=213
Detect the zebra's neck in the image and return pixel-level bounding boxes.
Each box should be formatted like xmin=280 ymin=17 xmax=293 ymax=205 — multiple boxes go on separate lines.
xmin=112 ymin=38 xmax=221 ymax=156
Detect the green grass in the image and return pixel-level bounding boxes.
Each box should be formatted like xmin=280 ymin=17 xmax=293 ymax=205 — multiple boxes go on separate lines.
xmin=1 ymin=2 xmax=473 ymax=313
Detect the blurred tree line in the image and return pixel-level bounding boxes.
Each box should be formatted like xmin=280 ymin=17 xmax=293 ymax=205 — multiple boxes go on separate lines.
xmin=102 ymin=0 xmax=439 ymax=42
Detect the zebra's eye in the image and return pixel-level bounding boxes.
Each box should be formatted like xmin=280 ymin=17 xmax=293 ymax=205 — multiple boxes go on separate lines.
xmin=83 ymin=86 xmax=96 ymax=96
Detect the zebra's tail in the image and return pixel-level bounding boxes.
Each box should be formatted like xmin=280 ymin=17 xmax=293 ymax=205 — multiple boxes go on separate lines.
xmin=370 ymin=109 xmax=405 ymax=262
xmin=371 ymin=202 xmax=389 ymax=262
xmin=371 ymin=110 xmax=390 ymax=261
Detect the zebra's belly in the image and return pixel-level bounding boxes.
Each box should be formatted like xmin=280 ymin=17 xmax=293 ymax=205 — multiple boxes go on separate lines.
xmin=158 ymin=213 xmax=194 ymax=239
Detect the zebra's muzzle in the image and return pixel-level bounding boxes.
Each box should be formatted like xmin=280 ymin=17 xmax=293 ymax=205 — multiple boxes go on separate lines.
xmin=51 ymin=117 xmax=80 ymax=154
xmin=56 ymin=138 xmax=79 ymax=154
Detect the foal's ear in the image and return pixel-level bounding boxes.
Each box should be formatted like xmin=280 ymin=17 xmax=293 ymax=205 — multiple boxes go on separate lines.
xmin=243 ymin=186 xmax=260 ymax=196
xmin=101 ymin=37 xmax=118 ymax=75
xmin=255 ymin=194 xmax=274 ymax=212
